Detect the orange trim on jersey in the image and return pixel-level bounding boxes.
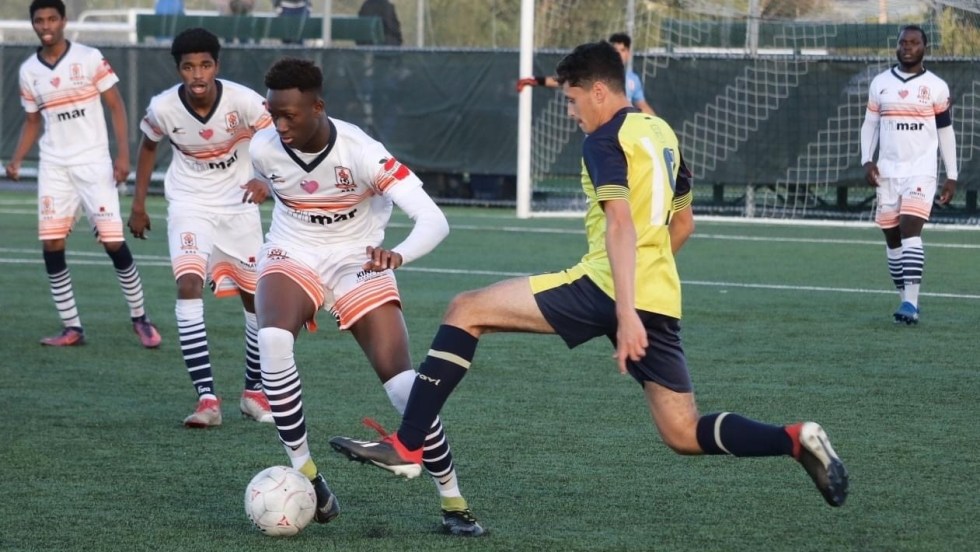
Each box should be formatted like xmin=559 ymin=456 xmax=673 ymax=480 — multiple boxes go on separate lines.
xmin=258 ymin=258 xmax=325 ymax=311
xmin=39 ymin=217 xmax=75 ymax=240
xmin=253 ymin=113 xmax=273 ymax=130
xmin=93 ymin=219 xmax=124 ymax=243
xmin=331 ymin=272 xmax=401 ymax=330
xmin=212 ymin=261 xmax=257 ymax=296
xmin=173 ymin=256 xmax=207 ymax=281
xmin=277 ymin=190 xmax=373 ymax=211
xmin=173 ymin=131 xmax=253 ymax=161
xmin=37 ymin=89 xmax=101 ymax=111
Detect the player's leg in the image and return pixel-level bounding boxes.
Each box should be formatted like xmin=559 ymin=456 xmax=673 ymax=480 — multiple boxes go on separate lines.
xmin=875 ymin=177 xmax=906 ymax=315
xmin=255 ymin=252 xmax=338 ymax=523
xmin=892 ymin=176 xmax=935 ymax=324
xmin=37 ymin=165 xmax=85 ymax=346
xmin=636 ymin=316 xmax=847 ymax=506
xmin=344 ymin=299 xmax=485 ymax=536
xmin=77 ymin=162 xmax=160 ymax=347
xmin=211 ymin=210 xmax=270 ymax=423
xmin=330 ymin=275 xmax=554 ymax=473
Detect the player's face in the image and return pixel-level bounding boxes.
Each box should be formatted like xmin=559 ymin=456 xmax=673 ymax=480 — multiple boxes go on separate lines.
xmin=177 ymin=53 xmax=219 ymax=100
xmin=896 ymin=30 xmax=925 ymax=69
xmin=563 ymin=82 xmax=600 ymax=134
xmin=31 ymin=8 xmax=66 ymax=48
xmin=266 ymin=88 xmax=325 ymax=151
xmin=612 ymin=42 xmax=630 ymax=65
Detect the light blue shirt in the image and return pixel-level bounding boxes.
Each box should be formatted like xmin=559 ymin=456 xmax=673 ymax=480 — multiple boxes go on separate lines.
xmin=626 ymin=70 xmax=646 ymax=105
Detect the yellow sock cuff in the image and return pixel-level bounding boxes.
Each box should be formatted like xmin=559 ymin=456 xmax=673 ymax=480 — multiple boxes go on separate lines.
xmin=299 ymin=459 xmax=318 ymax=480
xmin=441 ymin=496 xmax=468 ymax=512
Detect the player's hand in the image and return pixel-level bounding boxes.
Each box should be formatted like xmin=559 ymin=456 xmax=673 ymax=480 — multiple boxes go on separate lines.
xmin=127 ymin=209 xmax=151 ymax=239
xmin=863 ymin=162 xmax=880 ymax=187
xmin=363 ymin=246 xmax=403 ymax=272
xmin=516 ymin=77 xmax=539 ymax=93
xmin=5 ymin=160 xmax=20 ymax=181
xmin=613 ymin=311 xmax=647 ymax=375
xmin=241 ymin=178 xmax=270 ymax=204
xmin=113 ymin=156 xmax=130 ymax=185
xmin=938 ymin=178 xmax=957 ymax=205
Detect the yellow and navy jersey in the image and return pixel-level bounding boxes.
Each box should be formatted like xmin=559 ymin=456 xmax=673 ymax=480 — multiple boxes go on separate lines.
xmin=576 ymin=107 xmax=685 ymax=318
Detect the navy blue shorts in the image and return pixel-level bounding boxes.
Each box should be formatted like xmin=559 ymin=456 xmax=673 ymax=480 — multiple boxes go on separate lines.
xmin=531 ymin=271 xmax=692 ymax=392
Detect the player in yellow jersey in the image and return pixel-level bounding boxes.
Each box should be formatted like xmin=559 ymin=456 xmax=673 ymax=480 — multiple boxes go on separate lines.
xmin=330 ymin=41 xmax=848 ymax=523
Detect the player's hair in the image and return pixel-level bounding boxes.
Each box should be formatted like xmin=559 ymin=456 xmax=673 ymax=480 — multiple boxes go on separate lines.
xmin=171 ymin=28 xmax=221 ymax=65
xmin=264 ymin=57 xmax=323 ymax=94
xmin=898 ymin=24 xmax=928 ymax=46
xmin=608 ymin=32 xmax=631 ymax=49
xmin=555 ymin=41 xmax=625 ymax=94
xmin=29 ymin=0 xmax=65 ymax=19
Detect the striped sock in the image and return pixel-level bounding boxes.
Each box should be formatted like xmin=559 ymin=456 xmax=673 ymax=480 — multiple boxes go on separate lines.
xmin=886 ymin=246 xmax=905 ymax=301
xmin=258 ymin=327 xmax=310 ymax=468
xmin=43 ymin=249 xmax=81 ymax=328
xmin=176 ymin=299 xmax=214 ymax=399
xmin=243 ymin=311 xmax=261 ymax=391
xmin=901 ymin=236 xmax=924 ymax=308
xmin=106 ymin=244 xmax=147 ymax=319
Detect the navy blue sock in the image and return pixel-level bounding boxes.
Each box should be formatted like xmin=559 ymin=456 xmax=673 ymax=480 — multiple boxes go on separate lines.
xmin=397 ymin=325 xmax=477 ymax=450
xmin=695 ymin=412 xmax=793 ymax=457
xmin=42 ymin=249 xmax=68 ymax=274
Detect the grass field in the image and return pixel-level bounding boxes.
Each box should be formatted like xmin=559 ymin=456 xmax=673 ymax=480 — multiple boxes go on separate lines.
xmin=1 ymin=188 xmax=978 ymax=552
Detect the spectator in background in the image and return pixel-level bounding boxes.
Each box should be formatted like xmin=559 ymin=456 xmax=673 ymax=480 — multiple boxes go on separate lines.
xmin=274 ymin=0 xmax=310 ymax=17
xmin=358 ymin=0 xmax=403 ymax=46
xmin=155 ymin=0 xmax=185 ymax=15
xmin=213 ymin=0 xmax=255 ymax=15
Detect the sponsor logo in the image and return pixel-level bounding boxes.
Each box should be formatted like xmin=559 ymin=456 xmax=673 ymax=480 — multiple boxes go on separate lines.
xmin=101 ymin=58 xmax=114 ymax=74
xmin=886 ymin=121 xmax=924 ymax=131
xmin=376 ymin=157 xmax=410 ymax=189
xmin=266 ymin=247 xmax=289 ymax=260
xmin=334 ymin=166 xmax=354 ymax=192
xmin=879 ymin=88 xmax=886 ymax=94
xmin=898 ymin=89 xmax=909 ymax=99
xmin=267 ymin=172 xmax=285 ymax=184
xmin=354 ymin=269 xmax=384 ymax=282
xmin=171 ymin=126 xmax=184 ymax=134
xmin=300 ymin=179 xmax=319 ymax=194
xmin=206 ymin=149 xmax=239 ymax=170
xmin=199 ymin=128 xmax=214 ymax=140
xmin=56 ymin=108 xmax=86 ymax=122
xmin=307 ymin=208 xmax=357 ymax=226
xmin=418 ymin=373 xmax=441 ymax=386
xmin=180 ymin=232 xmax=197 ymax=251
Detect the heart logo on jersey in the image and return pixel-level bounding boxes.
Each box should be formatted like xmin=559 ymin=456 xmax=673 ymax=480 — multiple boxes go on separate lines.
xmin=50 ymin=77 xmax=60 ymax=87
xmin=199 ymin=129 xmax=214 ymax=140
xmin=300 ymin=180 xmax=319 ymax=194
xmin=898 ymin=90 xmax=909 ymax=98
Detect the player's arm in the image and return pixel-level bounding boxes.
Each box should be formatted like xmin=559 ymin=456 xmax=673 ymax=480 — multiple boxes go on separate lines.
xmin=669 ymin=204 xmax=694 ymax=254
xmin=516 ymin=75 xmax=559 ymax=92
xmin=603 ymin=197 xmax=647 ymax=375
xmin=936 ymin=95 xmax=958 ymax=205
xmin=101 ymin=86 xmax=130 ymax=184
xmin=364 ymin=182 xmax=450 ymax=271
xmin=5 ymin=111 xmax=42 ymax=181
xmin=860 ymin=93 xmax=881 ymax=187
xmin=128 ymin=134 xmax=158 ymax=239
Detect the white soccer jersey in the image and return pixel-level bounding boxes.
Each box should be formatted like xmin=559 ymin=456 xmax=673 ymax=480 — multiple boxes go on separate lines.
xmin=249 ymin=118 xmax=422 ymax=247
xmin=18 ymin=41 xmax=118 ymax=166
xmin=865 ymin=67 xmax=951 ymax=178
xmin=140 ymin=79 xmax=273 ymax=212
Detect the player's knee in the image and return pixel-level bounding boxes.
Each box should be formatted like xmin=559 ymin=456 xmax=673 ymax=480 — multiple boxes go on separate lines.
xmin=662 ymin=434 xmax=701 ymax=455
xmin=176 ymin=275 xmax=204 ymax=298
xmin=443 ymin=289 xmax=483 ymax=328
xmin=257 ymin=327 xmax=294 ymax=372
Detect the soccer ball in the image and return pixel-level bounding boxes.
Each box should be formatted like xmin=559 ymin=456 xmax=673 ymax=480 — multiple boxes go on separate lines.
xmin=244 ymin=466 xmax=317 ymax=537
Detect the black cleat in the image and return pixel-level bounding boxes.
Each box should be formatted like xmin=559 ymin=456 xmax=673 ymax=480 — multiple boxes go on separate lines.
xmin=442 ymin=508 xmax=487 ymax=537
xmin=791 ymin=422 xmax=849 ymax=507
xmin=311 ymin=473 xmax=340 ymax=523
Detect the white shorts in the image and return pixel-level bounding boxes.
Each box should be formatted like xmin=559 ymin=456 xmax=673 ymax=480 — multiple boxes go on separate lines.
xmin=256 ymin=241 xmax=400 ymax=331
xmin=167 ymin=208 xmax=263 ymax=297
xmin=875 ymin=176 xmax=936 ymax=228
xmin=37 ymin=161 xmax=123 ymax=242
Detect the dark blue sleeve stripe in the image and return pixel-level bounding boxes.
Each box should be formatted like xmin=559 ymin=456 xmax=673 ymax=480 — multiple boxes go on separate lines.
xmin=935 ymin=108 xmax=952 ymax=129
